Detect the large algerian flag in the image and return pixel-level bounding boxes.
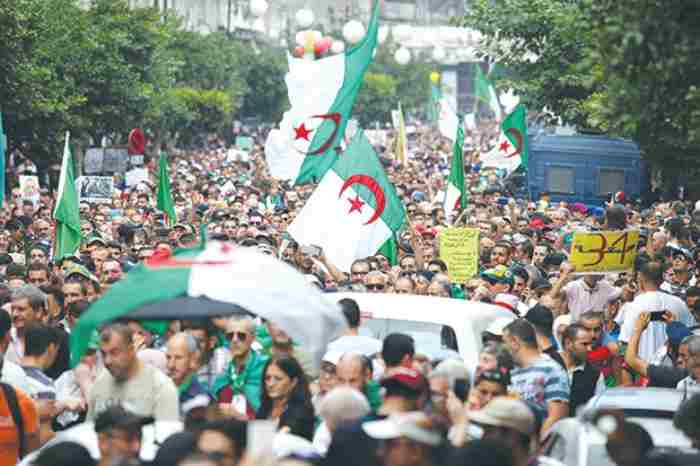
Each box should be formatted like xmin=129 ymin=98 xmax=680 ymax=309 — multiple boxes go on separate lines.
xmin=70 ymin=244 xmax=347 ymax=368
xmin=480 ymin=104 xmax=529 ymax=175
xmin=287 ymin=130 xmax=406 ymax=272
xmin=444 ymin=121 xmax=466 ymax=222
xmin=0 ymin=111 xmax=5 ymax=206
xmin=53 ymin=132 xmax=82 ymax=260
xmin=474 ymin=65 xmax=502 ymax=121
xmin=156 ymin=151 xmax=177 ymax=226
xmin=265 ymin=1 xmax=380 ymax=184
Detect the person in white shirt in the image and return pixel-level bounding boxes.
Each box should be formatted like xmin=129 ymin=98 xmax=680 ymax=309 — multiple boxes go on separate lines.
xmin=619 ymin=262 xmax=694 ymax=363
xmin=551 ymin=263 xmax=620 ymax=321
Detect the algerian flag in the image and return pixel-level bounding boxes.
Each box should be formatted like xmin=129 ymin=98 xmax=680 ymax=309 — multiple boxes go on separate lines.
xmin=480 ymin=104 xmax=529 ymax=175
xmin=438 ymin=97 xmax=460 ymax=141
xmin=53 ymin=132 xmax=82 ymax=260
xmin=394 ymin=102 xmax=408 ymax=165
xmin=0 ymin=111 xmax=5 ymax=206
xmin=287 ymin=130 xmax=406 ymax=272
xmin=156 ymin=151 xmax=177 ymax=226
xmin=474 ymin=65 xmax=502 ymax=121
xmin=444 ymin=122 xmax=466 ymax=222
xmin=265 ymin=0 xmax=380 ymax=184
xmin=70 ymin=244 xmax=347 ymax=369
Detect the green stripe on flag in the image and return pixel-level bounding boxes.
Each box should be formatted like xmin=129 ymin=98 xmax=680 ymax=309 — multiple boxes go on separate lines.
xmin=294 ymin=0 xmax=380 ymax=184
xmin=449 ymin=122 xmax=466 ymax=210
xmin=157 ymin=152 xmax=177 ymax=226
xmin=503 ymin=104 xmax=529 ymax=168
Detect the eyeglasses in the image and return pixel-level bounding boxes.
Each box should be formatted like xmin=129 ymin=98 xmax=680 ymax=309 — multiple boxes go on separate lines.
xmin=226 ymin=331 xmax=249 ymax=341
xmin=366 ymin=283 xmax=385 ymax=291
xmin=351 ymin=270 xmax=368 ymax=276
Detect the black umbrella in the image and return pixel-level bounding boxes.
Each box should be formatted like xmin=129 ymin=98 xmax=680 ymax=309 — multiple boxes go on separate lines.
xmin=125 ymin=296 xmax=250 ymax=321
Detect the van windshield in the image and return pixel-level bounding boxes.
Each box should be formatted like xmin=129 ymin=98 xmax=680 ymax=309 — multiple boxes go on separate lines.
xmin=360 ymin=319 xmax=459 ymax=358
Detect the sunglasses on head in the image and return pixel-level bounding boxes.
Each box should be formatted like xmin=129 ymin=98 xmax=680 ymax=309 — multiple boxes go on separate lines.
xmin=477 ymin=369 xmax=510 ymax=385
xmin=366 ymin=283 xmax=385 ymax=291
xmin=226 ymin=331 xmax=249 ymax=341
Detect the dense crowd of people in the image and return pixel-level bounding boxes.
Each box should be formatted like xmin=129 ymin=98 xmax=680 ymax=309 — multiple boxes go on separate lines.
xmin=0 ymin=122 xmax=699 ymax=466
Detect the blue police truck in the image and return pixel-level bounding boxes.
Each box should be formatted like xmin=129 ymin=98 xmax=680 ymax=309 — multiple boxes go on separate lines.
xmin=525 ymin=134 xmax=648 ymax=207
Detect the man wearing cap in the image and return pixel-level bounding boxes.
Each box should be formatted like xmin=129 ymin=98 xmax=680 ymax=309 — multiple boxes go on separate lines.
xmin=94 ymin=406 xmax=148 ymax=466
xmin=88 ymin=323 xmax=179 ymax=422
xmin=468 ymin=398 xmax=537 ymax=466
xmin=476 ymin=266 xmax=520 ymax=313
xmin=661 ymin=247 xmax=695 ymax=299
xmin=363 ymin=411 xmax=443 ymax=466
xmin=379 ymin=368 xmax=429 ymax=416
xmin=525 ymin=304 xmax=566 ymax=368
xmin=550 ymin=262 xmax=620 ymax=321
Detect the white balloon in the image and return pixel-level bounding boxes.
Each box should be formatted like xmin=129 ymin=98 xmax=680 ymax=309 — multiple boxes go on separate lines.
xmin=432 ymin=46 xmax=446 ymax=62
xmin=378 ymin=25 xmax=390 ymax=44
xmin=295 ymin=31 xmax=306 ymax=47
xmin=312 ymin=30 xmax=323 ymax=43
xmin=249 ymin=0 xmax=268 ymax=17
xmin=296 ymin=9 xmax=314 ymax=28
xmin=394 ymin=47 xmax=411 ymax=65
xmin=331 ymin=40 xmax=345 ymax=54
xmin=343 ymin=20 xmax=365 ymax=45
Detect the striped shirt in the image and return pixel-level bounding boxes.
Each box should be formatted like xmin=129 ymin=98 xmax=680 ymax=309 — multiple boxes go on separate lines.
xmin=510 ymin=356 xmax=570 ymax=417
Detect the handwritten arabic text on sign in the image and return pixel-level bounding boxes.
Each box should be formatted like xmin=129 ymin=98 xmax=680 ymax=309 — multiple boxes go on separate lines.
xmin=569 ymin=230 xmax=639 ymax=273
xmin=439 ymin=228 xmax=479 ymax=284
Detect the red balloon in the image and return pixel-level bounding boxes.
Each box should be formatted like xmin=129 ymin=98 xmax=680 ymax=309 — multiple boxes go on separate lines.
xmin=293 ymin=46 xmax=305 ymax=57
xmin=314 ymin=42 xmax=325 ymax=56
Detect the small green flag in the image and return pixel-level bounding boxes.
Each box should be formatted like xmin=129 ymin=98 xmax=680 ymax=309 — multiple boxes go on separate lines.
xmin=444 ymin=122 xmax=466 ymax=222
xmin=474 ymin=65 xmax=502 ymax=120
xmin=156 ymin=152 xmax=177 ymax=227
xmin=53 ymin=132 xmax=82 ymax=260
xmin=480 ymin=104 xmax=529 ymax=175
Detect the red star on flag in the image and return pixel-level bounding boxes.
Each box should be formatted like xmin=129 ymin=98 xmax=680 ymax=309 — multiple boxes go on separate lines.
xmin=499 ymin=141 xmax=511 ymax=153
xmin=294 ymin=123 xmax=313 ymax=141
xmin=347 ymin=195 xmax=365 ymax=214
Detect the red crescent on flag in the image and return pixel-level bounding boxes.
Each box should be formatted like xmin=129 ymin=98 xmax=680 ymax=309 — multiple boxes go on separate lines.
xmin=307 ymin=112 xmax=342 ymax=156
xmin=505 ymin=128 xmax=523 ymax=158
xmin=338 ymin=175 xmax=386 ymax=225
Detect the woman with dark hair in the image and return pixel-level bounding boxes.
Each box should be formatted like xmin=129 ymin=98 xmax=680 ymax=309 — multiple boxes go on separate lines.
xmin=257 ymin=355 xmax=315 ymax=440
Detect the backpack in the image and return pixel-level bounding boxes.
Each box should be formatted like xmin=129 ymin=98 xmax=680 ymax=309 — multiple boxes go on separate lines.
xmin=0 ymin=382 xmax=26 ymax=459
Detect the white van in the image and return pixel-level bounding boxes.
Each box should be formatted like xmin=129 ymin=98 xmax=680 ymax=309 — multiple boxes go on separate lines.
xmin=333 ymin=293 xmax=515 ymax=370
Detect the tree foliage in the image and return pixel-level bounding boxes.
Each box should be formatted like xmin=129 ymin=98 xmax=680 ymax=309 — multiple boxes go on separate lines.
xmin=354 ymin=72 xmax=399 ymax=127
xmin=463 ymin=0 xmax=700 ymax=192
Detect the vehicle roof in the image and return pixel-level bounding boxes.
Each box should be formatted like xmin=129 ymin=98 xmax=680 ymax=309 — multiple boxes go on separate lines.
xmin=530 ymin=134 xmax=640 ymax=158
xmin=333 ymin=292 xmax=514 ymax=329
xmin=584 ymin=387 xmax=686 ymax=415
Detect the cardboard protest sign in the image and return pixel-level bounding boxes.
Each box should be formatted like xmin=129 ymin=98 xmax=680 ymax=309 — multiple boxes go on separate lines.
xmin=76 ymin=176 xmax=114 ymax=203
xmin=439 ymin=228 xmax=480 ymax=283
xmin=19 ymin=176 xmax=40 ymax=206
xmin=569 ymin=230 xmax=640 ymax=273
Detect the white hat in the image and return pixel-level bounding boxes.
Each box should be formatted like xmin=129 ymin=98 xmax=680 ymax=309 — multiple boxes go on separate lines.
xmin=469 ymin=398 xmax=535 ymax=436
xmin=322 ymin=350 xmax=343 ymax=366
xmin=363 ymin=412 xmax=442 ymax=446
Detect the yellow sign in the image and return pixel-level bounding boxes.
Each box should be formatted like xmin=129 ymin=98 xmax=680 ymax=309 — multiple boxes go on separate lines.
xmin=439 ymin=228 xmax=480 ymax=283
xmin=569 ymin=230 xmax=640 ymax=273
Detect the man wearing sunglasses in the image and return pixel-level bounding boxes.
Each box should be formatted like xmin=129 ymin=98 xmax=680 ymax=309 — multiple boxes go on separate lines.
xmin=211 ymin=315 xmax=268 ymax=420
